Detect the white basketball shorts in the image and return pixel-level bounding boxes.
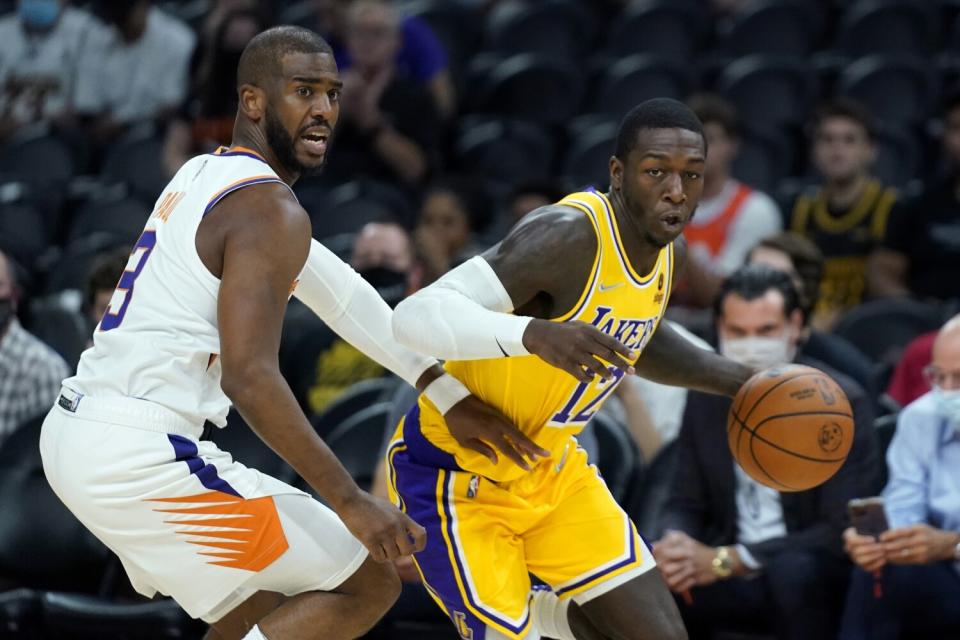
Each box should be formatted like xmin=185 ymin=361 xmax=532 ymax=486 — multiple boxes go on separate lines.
xmin=39 ymin=390 xmax=367 ymax=622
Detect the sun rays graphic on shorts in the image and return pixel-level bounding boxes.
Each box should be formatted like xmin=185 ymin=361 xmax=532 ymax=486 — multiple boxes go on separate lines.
xmin=148 ymin=491 xmax=289 ymax=572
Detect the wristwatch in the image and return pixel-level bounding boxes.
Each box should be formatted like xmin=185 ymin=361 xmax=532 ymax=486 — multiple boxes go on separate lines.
xmin=712 ymin=546 xmax=734 ymax=578
xmin=953 ymin=540 xmax=960 ymax=562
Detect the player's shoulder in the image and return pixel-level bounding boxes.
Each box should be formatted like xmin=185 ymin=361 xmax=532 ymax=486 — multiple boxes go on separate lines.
xmin=503 ymin=203 xmax=598 ymax=256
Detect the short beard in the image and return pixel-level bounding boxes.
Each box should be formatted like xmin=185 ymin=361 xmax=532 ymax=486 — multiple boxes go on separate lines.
xmin=264 ymin=108 xmax=326 ymax=179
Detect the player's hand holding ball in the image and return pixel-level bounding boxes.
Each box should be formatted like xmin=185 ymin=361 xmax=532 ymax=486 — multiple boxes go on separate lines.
xmin=728 ymin=364 xmax=853 ymax=491
xmin=523 ymin=318 xmax=636 ymax=382
xmin=337 ymin=491 xmax=426 ymax=563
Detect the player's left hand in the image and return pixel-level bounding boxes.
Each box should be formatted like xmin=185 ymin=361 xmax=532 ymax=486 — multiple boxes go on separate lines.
xmin=881 ymin=524 xmax=958 ymax=565
xmin=444 ymin=395 xmax=550 ymax=470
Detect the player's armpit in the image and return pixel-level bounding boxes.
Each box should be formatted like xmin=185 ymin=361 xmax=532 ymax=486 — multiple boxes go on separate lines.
xmin=632 ymin=320 xmax=752 ymax=397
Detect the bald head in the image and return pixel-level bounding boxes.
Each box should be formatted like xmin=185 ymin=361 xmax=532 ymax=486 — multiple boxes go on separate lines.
xmin=929 ymin=314 xmax=960 ymax=390
xmin=237 ymin=25 xmax=333 ymax=90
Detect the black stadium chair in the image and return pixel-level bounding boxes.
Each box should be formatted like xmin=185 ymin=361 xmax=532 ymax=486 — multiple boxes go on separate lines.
xmin=484 ymin=0 xmax=591 ymax=60
xmin=837 ymin=54 xmax=936 ymax=128
xmin=44 ymin=233 xmax=132 ymax=295
xmin=0 ymin=202 xmax=48 ymax=270
xmin=587 ymin=54 xmax=695 ymax=118
xmin=719 ymin=0 xmax=821 ymax=57
xmin=837 ymin=0 xmax=933 ymax=57
xmin=561 ymin=120 xmax=618 ymax=190
xmin=0 ymin=125 xmax=74 ymax=186
xmin=590 ymin=412 xmax=642 ymax=505
xmin=310 ymin=179 xmax=411 ymax=238
xmin=42 ymin=592 xmax=202 ymax=640
xmin=606 ymin=0 xmax=705 ymax=58
xmin=871 ymin=125 xmax=921 ymax=188
xmin=626 ymin=440 xmax=678 ymax=541
xmin=873 ymin=412 xmax=898 ymax=488
xmin=0 ymin=588 xmax=43 ymax=639
xmin=473 ymin=54 xmax=584 ymax=125
xmin=717 ymin=55 xmax=816 ymax=130
xmin=310 ymin=377 xmax=402 ymax=441
xmin=68 ymin=194 xmax=151 ymax=245
xmin=205 ymin=410 xmax=297 ymax=485
xmin=101 ymin=124 xmax=167 ymax=205
xmin=28 ymin=298 xmax=89 ymax=370
xmin=454 ymin=118 xmax=555 ymax=186
xmin=832 ymin=298 xmax=945 ymax=366
xmin=732 ymin=126 xmax=794 ymax=193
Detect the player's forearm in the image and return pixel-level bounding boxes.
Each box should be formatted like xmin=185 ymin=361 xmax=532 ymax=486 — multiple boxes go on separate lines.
xmin=634 ymin=321 xmax=752 ymax=397
xmin=223 ymin=366 xmax=361 ymax=509
xmin=392 ymin=257 xmax=532 ymax=360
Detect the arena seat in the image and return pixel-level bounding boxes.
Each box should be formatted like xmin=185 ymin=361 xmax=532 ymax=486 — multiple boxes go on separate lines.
xmin=871 ymin=125 xmax=921 ymax=188
xmin=68 ymin=194 xmax=151 ymax=245
xmin=732 ymin=126 xmax=794 ymax=193
xmin=0 ymin=588 xmax=43 ymax=640
xmin=837 ymin=0 xmax=933 ymax=57
xmin=43 ymin=232 xmax=131 ymax=294
xmin=0 ymin=202 xmax=49 ymax=270
xmin=454 ymin=117 xmax=555 ymax=185
xmin=605 ymin=0 xmax=705 ymax=58
xmin=407 ymin=0 xmax=481 ymax=74
xmin=718 ymin=55 xmax=816 ymax=129
xmin=310 ymin=179 xmax=411 ymax=238
xmin=0 ymin=126 xmax=74 ymax=186
xmin=205 ymin=410 xmax=298 ymax=485
xmin=473 ymin=54 xmax=584 ymax=125
xmin=719 ymin=0 xmax=821 ymax=57
xmin=833 ymin=298 xmax=945 ymax=366
xmin=587 ymin=54 xmax=695 ymax=118
xmin=309 ymin=376 xmax=401 ymax=440
xmin=484 ymin=0 xmax=591 ymax=60
xmin=590 ymin=412 xmax=642 ymax=505
xmin=837 ymin=54 xmax=936 ymax=128
xmin=41 ymin=592 xmax=202 ymax=640
xmin=626 ymin=440 xmax=678 ymax=541
xmin=101 ymin=124 xmax=168 ymax=206
xmin=27 ymin=298 xmax=89 ymax=370
xmin=560 ymin=119 xmax=617 ymax=190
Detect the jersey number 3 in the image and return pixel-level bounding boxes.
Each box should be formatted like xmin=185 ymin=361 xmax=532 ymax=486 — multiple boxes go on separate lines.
xmin=99 ymin=230 xmax=157 ymax=331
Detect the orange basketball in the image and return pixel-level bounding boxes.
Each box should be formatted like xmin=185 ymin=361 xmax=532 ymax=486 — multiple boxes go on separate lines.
xmin=727 ymin=364 xmax=854 ymax=492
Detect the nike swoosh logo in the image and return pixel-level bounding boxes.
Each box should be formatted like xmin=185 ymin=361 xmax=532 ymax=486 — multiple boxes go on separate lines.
xmin=495 ymin=337 xmax=509 ymax=357
xmin=598 ymin=282 xmax=624 ymax=292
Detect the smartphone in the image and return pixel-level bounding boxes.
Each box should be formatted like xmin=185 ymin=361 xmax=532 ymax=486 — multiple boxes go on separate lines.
xmin=848 ymin=497 xmax=889 ymax=537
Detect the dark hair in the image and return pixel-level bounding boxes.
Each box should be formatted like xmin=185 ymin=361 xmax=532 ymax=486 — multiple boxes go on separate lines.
xmin=237 ymin=26 xmax=333 ymax=89
xmin=614 ymin=98 xmax=705 ymax=160
xmin=424 ymin=176 xmax=493 ymax=233
xmin=84 ymin=248 xmax=129 ymax=312
xmin=810 ymin=99 xmax=875 ymax=141
xmin=750 ymin=232 xmax=823 ymax=320
xmin=687 ymin=93 xmax=741 ymax=139
xmin=714 ymin=264 xmax=802 ymax=320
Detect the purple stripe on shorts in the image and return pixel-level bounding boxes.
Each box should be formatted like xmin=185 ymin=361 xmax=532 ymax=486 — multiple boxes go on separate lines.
xmin=167 ymin=434 xmax=241 ymax=498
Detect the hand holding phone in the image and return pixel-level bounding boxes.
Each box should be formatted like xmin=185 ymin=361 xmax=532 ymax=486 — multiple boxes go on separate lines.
xmin=848 ymin=497 xmax=889 ymax=538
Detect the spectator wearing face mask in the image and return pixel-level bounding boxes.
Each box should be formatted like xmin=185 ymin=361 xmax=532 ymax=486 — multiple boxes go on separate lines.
xmin=0 ymin=249 xmax=69 ymax=441
xmin=839 ymin=315 xmax=960 ymax=640
xmin=0 ymin=0 xmax=105 ymax=139
xmin=652 ymin=264 xmax=879 ymax=640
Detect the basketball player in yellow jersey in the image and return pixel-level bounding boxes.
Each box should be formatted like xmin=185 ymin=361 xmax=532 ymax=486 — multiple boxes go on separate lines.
xmin=389 ymin=99 xmax=758 ymax=640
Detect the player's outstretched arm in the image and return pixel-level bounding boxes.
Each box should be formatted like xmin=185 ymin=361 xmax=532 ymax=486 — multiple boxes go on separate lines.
xmin=294 ymin=239 xmax=547 ymax=468
xmin=392 ymin=207 xmax=636 ymax=382
xmin=213 ymin=184 xmax=423 ymax=562
xmin=633 ymin=237 xmax=753 ymax=397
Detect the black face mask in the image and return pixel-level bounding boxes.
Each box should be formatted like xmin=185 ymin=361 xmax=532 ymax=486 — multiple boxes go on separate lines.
xmin=0 ymin=297 xmax=14 ymax=331
xmin=358 ymin=267 xmax=407 ymax=308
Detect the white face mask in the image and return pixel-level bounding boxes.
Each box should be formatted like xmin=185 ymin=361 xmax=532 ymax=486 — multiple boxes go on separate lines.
xmin=933 ymin=386 xmax=960 ymax=426
xmin=720 ymin=334 xmax=796 ymax=370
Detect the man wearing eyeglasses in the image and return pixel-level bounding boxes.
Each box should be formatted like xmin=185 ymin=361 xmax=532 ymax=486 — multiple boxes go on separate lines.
xmin=839 ymin=314 xmax=960 ymax=639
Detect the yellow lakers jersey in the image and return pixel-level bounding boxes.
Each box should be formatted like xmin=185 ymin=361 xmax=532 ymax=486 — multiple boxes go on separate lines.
xmin=415 ymin=190 xmax=675 ymax=482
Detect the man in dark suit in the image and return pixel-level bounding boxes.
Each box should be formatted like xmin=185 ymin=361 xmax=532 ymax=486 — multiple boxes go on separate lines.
xmin=652 ymin=265 xmax=880 ymax=640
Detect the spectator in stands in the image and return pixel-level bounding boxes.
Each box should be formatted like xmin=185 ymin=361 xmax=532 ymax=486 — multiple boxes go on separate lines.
xmin=884 ymin=331 xmax=938 ymax=409
xmin=840 ymin=315 xmax=960 ymax=639
xmin=788 ymin=99 xmax=898 ymax=330
xmin=414 ymin=176 xmax=490 ymax=283
xmin=83 ymin=247 xmax=128 ymax=339
xmin=309 ymin=0 xmax=455 ymax=118
xmin=869 ymin=89 xmax=960 ymax=303
xmin=75 ymin=0 xmax=195 ymax=142
xmin=0 ymin=249 xmax=69 ymax=441
xmin=0 ymin=0 xmax=104 ymax=140
xmin=505 ymin=179 xmax=566 ymax=225
xmin=321 ymin=0 xmax=440 ymax=189
xmin=747 ymin=232 xmax=877 ymax=401
xmin=163 ymin=7 xmax=268 ymax=175
xmin=282 ymin=222 xmax=421 ymax=415
xmin=680 ymin=94 xmax=782 ymax=307
xmin=653 ymin=265 xmax=879 ymax=640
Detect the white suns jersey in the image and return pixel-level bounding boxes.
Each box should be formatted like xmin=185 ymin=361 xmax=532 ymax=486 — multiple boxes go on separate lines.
xmin=66 ymin=147 xmax=293 ymax=428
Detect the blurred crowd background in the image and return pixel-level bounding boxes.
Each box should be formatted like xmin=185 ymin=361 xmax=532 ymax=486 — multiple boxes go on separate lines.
xmin=2 ymin=0 xmax=960 ymax=638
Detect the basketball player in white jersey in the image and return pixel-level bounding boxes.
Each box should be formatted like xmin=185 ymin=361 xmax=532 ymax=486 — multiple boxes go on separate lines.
xmin=39 ymin=26 xmax=547 ymax=640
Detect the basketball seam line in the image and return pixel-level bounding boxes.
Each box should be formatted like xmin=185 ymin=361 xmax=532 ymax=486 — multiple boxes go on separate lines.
xmin=729 ymin=409 xmax=850 ymax=464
